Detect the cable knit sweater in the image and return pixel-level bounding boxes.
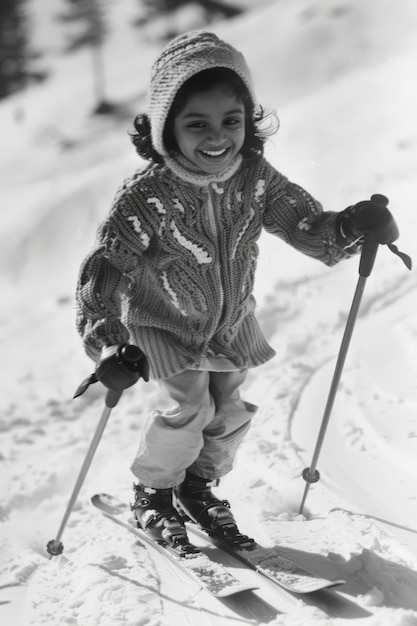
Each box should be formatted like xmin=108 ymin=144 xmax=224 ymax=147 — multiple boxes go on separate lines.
xmin=76 ymin=155 xmax=360 ymax=380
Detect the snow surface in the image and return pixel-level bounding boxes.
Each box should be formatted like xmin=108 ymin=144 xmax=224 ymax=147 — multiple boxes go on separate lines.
xmin=1 ymin=0 xmax=417 ymax=624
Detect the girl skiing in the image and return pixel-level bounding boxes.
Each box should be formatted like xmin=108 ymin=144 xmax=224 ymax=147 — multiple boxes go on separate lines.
xmin=76 ymin=30 xmax=389 ymax=552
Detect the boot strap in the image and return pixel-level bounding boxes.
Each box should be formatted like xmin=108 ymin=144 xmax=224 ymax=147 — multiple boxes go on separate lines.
xmin=197 ymin=502 xmax=235 ymax=530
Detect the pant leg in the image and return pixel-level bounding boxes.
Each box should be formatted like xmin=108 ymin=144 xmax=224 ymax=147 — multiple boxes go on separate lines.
xmin=130 ymin=369 xmax=215 ymax=488
xmin=188 ymin=370 xmax=258 ymax=480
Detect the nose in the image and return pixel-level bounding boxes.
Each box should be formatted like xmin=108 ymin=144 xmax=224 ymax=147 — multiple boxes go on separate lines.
xmin=206 ymin=124 xmax=225 ymax=144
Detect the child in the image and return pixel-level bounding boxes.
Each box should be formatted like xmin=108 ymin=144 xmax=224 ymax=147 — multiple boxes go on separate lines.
xmin=76 ymin=31 xmax=388 ymax=553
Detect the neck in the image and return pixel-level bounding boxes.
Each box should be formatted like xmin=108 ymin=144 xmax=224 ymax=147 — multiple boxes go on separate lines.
xmin=163 ymin=152 xmax=242 ymax=186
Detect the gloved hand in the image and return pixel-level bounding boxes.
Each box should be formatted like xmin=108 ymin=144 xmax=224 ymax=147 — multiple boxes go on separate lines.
xmin=73 ymin=344 xmax=149 ymax=401
xmin=339 ymin=194 xmax=399 ymax=244
xmin=96 ymin=344 xmax=150 ymax=390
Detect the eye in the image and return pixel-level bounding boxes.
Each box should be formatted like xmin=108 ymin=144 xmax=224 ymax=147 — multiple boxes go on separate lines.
xmin=224 ymin=117 xmax=243 ymax=127
xmin=186 ymin=121 xmax=206 ymax=130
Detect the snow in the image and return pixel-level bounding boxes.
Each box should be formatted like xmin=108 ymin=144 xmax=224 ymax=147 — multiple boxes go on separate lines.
xmin=1 ymin=0 xmax=417 ymax=624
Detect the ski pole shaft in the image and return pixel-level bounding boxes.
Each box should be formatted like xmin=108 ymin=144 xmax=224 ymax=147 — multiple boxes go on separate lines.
xmin=299 ymin=275 xmax=367 ymax=514
xmin=299 ymin=238 xmax=379 ymax=515
xmin=47 ymin=388 xmax=121 ymax=556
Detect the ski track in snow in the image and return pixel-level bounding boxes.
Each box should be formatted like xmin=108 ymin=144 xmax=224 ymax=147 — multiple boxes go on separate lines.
xmin=2 ymin=0 xmax=417 ymax=624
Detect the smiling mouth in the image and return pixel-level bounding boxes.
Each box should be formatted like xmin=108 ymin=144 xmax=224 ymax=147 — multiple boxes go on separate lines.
xmin=199 ymin=147 xmax=230 ymax=158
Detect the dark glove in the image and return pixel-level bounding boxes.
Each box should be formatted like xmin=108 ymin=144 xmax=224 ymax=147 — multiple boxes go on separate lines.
xmin=339 ymin=194 xmax=399 ymax=244
xmin=338 ymin=194 xmax=411 ymax=273
xmin=74 ymin=344 xmax=149 ymax=399
xmin=96 ymin=344 xmax=150 ymax=389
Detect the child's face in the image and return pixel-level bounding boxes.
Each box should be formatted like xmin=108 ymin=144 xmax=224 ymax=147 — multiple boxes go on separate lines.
xmin=172 ymin=84 xmax=246 ymax=174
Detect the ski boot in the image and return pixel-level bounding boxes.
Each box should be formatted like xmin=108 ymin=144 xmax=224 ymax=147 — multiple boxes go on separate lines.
xmin=131 ymin=484 xmax=199 ymax=556
xmin=174 ymin=472 xmax=255 ymax=549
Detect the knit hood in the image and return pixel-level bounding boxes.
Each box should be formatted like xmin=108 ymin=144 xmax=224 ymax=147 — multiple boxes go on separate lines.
xmin=148 ymin=31 xmax=256 ymax=157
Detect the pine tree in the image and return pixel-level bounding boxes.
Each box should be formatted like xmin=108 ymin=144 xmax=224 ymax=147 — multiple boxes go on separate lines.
xmin=0 ymin=0 xmax=45 ymax=100
xmin=139 ymin=0 xmax=242 ymax=21
xmin=58 ymin=0 xmax=113 ymax=114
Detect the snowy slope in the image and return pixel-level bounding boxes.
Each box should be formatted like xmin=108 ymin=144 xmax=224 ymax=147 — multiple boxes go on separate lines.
xmin=1 ymin=0 xmax=417 ymax=624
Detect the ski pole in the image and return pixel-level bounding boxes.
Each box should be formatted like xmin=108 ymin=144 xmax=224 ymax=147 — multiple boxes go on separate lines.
xmin=47 ymin=344 xmax=145 ymax=557
xmin=299 ymin=195 xmax=411 ymax=515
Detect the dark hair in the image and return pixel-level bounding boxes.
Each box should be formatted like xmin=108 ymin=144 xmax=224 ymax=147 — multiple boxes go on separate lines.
xmin=130 ymin=68 xmax=278 ymax=163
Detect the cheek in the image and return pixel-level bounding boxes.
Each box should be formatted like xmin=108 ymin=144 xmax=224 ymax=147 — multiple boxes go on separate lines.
xmin=173 ymin=125 xmax=195 ymax=152
xmin=177 ymin=134 xmax=196 ymax=157
xmin=237 ymin=126 xmax=246 ymax=149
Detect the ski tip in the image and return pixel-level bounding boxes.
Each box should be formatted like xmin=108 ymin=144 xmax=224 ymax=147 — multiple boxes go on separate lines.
xmin=215 ymin=583 xmax=258 ymax=598
xmin=91 ymin=492 xmax=111 ymax=503
xmin=290 ymin=578 xmax=346 ymax=594
xmin=325 ymin=578 xmax=346 ymax=589
xmin=91 ymin=493 xmax=127 ymax=516
xmin=91 ymin=492 xmax=111 ymax=507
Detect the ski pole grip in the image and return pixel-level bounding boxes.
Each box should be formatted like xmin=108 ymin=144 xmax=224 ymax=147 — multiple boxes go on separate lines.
xmin=357 ymin=194 xmax=399 ymax=277
xmin=96 ymin=344 xmax=144 ymax=391
xmin=370 ymin=194 xmax=399 ymax=244
xmin=105 ymin=389 xmax=123 ymax=408
xmin=120 ymin=344 xmax=142 ymax=364
xmin=359 ymin=238 xmax=379 ymax=277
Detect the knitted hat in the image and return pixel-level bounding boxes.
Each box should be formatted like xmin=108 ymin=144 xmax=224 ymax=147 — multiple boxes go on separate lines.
xmin=148 ymin=31 xmax=256 ymax=156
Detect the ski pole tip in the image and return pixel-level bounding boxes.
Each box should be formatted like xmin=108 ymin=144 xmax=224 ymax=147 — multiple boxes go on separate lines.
xmin=46 ymin=539 xmax=64 ymax=557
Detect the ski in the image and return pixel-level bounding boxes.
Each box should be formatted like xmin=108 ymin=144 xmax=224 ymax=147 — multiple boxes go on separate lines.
xmin=91 ymin=493 xmax=256 ymax=598
xmin=185 ymin=523 xmax=345 ymax=594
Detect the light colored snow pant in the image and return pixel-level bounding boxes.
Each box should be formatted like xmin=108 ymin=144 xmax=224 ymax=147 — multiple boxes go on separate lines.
xmin=131 ymin=369 xmax=257 ymax=489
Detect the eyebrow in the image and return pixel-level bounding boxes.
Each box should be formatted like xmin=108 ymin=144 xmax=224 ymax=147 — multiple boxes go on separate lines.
xmin=181 ymin=108 xmax=245 ymax=119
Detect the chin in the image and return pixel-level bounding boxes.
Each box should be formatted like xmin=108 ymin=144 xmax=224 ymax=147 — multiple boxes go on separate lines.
xmin=196 ymin=154 xmax=235 ymax=174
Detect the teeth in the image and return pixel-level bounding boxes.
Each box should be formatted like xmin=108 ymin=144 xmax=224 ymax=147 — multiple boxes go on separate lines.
xmin=202 ymin=149 xmax=227 ymax=157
